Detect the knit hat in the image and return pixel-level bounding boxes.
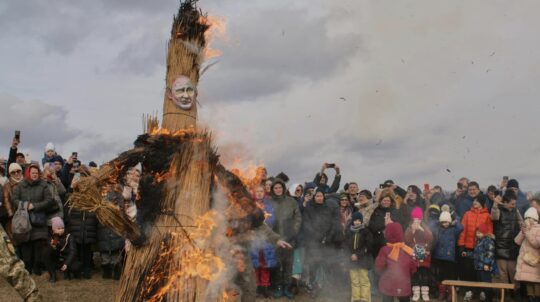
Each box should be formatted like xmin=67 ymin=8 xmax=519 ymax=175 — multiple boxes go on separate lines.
xmin=477 ymin=222 xmax=491 ymax=235
xmin=525 ymin=207 xmax=539 ymax=221
xmin=8 ymin=163 xmax=22 ymax=174
xmin=351 ymin=211 xmax=364 ymax=223
xmin=507 ymin=179 xmax=519 ymax=189
xmin=439 ymin=211 xmax=452 ymax=223
xmin=45 ymin=142 xmax=55 ymax=152
xmin=411 ymin=207 xmax=423 ymax=220
xmin=51 ymin=217 xmax=65 ymax=230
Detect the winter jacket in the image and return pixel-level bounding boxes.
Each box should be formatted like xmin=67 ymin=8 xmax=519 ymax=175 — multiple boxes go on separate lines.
xmin=313 ymin=172 xmax=341 ymax=194
xmin=67 ymin=208 xmax=98 ymax=244
xmin=268 ymin=180 xmax=302 ymax=245
xmin=398 ymin=199 xmax=426 ymax=229
xmin=97 ymin=192 xmax=125 ymax=252
xmin=250 ymin=198 xmax=278 ymax=268
xmin=491 ymin=204 xmax=522 ymax=260
xmin=404 ymin=222 xmax=433 ymax=268
xmin=455 ymin=194 xmax=474 ymax=219
xmin=368 ymin=205 xmax=400 ymax=256
xmin=375 ymin=223 xmax=416 ymax=297
xmin=515 ymin=224 xmax=540 ymax=282
xmin=347 ymin=224 xmax=374 ymax=269
xmin=458 ymin=207 xmax=493 ymax=250
xmin=473 ymin=235 xmax=496 ymax=271
xmin=302 ymin=201 xmax=337 ymax=261
xmin=356 ymin=201 xmax=378 ymax=226
xmin=515 ymin=190 xmax=529 ymax=217
xmin=45 ymin=180 xmax=66 ymax=224
xmin=51 ymin=233 xmax=78 ymax=270
xmin=432 ymin=221 xmax=463 ymax=262
xmin=12 ymin=179 xmax=54 ymax=240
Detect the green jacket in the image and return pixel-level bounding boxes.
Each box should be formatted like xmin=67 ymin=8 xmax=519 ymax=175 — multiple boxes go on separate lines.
xmin=12 ymin=179 xmax=54 ymax=240
xmin=269 ymin=189 xmax=302 ymax=244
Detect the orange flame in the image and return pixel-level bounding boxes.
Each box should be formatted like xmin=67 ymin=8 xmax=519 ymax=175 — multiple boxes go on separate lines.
xmin=199 ymin=14 xmax=227 ymax=60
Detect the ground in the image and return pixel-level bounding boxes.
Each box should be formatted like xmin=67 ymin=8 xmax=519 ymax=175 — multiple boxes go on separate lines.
xmin=0 ymin=275 xmax=518 ymax=302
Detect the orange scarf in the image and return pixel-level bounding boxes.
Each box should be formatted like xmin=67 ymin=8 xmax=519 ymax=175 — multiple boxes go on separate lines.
xmin=386 ymin=242 xmax=414 ymax=261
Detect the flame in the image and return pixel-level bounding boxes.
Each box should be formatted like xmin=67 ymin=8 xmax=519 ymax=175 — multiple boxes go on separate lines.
xmin=230 ymin=161 xmax=266 ymax=191
xmin=141 ymin=211 xmax=225 ymax=302
xmin=199 ymin=14 xmax=227 ymax=60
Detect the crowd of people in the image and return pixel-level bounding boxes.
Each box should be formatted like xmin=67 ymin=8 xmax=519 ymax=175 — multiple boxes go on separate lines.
xmin=2 ymin=136 xmax=540 ymax=302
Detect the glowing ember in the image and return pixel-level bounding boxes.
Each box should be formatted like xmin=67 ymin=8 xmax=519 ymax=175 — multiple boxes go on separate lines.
xmin=199 ymin=14 xmax=227 ymax=60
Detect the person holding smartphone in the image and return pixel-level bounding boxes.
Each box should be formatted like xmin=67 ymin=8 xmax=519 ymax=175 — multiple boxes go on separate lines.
xmin=312 ymin=162 xmax=341 ymax=194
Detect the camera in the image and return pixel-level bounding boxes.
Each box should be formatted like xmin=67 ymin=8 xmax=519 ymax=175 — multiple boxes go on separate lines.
xmin=14 ymin=130 xmax=20 ymax=140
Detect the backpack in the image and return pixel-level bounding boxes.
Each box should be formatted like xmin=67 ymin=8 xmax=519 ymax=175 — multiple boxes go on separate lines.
xmin=12 ymin=201 xmax=32 ymax=244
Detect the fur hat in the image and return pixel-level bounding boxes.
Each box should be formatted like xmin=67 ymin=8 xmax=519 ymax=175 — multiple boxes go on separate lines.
xmin=45 ymin=142 xmax=55 ymax=152
xmin=411 ymin=207 xmax=424 ymax=220
xmin=525 ymin=207 xmax=539 ymax=221
xmin=378 ymin=188 xmax=396 ymax=204
xmin=8 ymin=163 xmax=22 ymax=174
xmin=439 ymin=211 xmax=452 ymax=223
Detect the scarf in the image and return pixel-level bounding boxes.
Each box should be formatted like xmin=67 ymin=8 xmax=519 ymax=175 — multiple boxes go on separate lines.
xmin=386 ymin=242 xmax=414 ymax=261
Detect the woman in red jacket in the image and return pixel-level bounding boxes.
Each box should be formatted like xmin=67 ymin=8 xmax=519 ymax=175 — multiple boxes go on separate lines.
xmin=457 ymin=195 xmax=493 ymax=301
xmin=376 ymin=222 xmax=417 ymax=302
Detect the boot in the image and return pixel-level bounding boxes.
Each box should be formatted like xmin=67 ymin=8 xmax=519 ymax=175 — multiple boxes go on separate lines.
xmin=421 ymin=286 xmax=430 ymax=301
xmin=48 ymin=269 xmax=56 ymax=283
xmin=412 ymin=286 xmax=421 ymax=301
xmin=101 ymin=264 xmax=112 ymax=279
xmin=283 ymin=285 xmax=295 ymax=299
xmin=113 ymin=264 xmax=122 ymax=280
xmin=273 ymin=285 xmax=284 ymax=298
xmin=438 ymin=284 xmax=447 ymax=301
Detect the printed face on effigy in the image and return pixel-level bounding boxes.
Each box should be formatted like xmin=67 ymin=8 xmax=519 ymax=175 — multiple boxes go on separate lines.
xmin=170 ymin=75 xmax=197 ymax=110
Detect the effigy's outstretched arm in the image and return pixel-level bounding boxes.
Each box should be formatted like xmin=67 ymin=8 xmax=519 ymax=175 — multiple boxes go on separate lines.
xmin=68 ymin=147 xmax=146 ymax=244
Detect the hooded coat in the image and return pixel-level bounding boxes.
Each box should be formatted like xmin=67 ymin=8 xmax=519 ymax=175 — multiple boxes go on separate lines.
xmin=302 ymin=197 xmax=337 ymax=261
xmin=268 ymin=179 xmax=302 ymax=245
xmin=347 ymin=223 xmax=374 ymax=269
xmin=458 ymin=207 xmax=493 ymax=250
xmin=375 ymin=223 xmax=416 ymax=297
xmin=514 ymin=224 xmax=540 ymax=282
xmin=432 ymin=220 xmax=463 ymax=262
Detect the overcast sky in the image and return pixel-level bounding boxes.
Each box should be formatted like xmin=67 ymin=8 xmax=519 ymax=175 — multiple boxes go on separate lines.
xmin=1 ymin=0 xmax=540 ymax=191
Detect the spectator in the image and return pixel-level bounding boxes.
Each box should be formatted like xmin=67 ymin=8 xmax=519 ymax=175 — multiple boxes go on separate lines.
xmin=491 ymin=190 xmax=522 ymax=294
xmin=399 ymin=185 xmax=427 ymax=228
xmin=12 ymin=164 xmax=55 ymax=275
xmin=42 ymin=164 xmax=65 ymax=225
xmin=471 ymin=222 xmax=496 ymax=302
xmin=61 ymin=154 xmax=81 ymax=192
xmin=41 ymin=142 xmax=63 ymax=167
xmin=530 ymin=198 xmax=540 ymax=217
xmin=506 ymin=179 xmax=529 ymax=216
xmin=264 ymin=178 xmax=274 ymax=196
xmin=457 ymin=194 xmax=493 ymax=300
xmin=379 ymin=180 xmax=406 ymax=209
xmin=368 ymin=188 xmax=400 ymax=256
xmin=67 ymin=166 xmax=98 ymax=279
xmin=515 ymin=208 xmax=540 ymax=301
xmin=250 ymin=185 xmax=276 ymax=298
xmin=347 ymin=211 xmax=373 ymax=302
xmin=375 ymin=222 xmax=416 ymax=302
xmin=313 ymin=163 xmax=341 ymax=194
xmin=425 ymin=204 xmax=441 ymax=232
xmin=485 ymin=185 xmax=498 ymax=212
xmin=268 ymin=178 xmax=302 ymax=299
xmin=2 ymin=163 xmax=24 ymax=235
xmin=288 ymin=183 xmax=304 ymax=208
xmin=347 ymin=182 xmax=360 ymax=205
xmin=356 ymin=189 xmax=377 ymax=226
xmin=98 ymin=185 xmax=127 ymax=280
xmin=302 ymin=189 xmax=337 ymax=297
xmin=455 ymin=181 xmax=482 ymax=218
xmin=7 ymin=137 xmax=27 ymax=174
xmin=432 ymin=210 xmax=463 ymax=301
xmin=337 ymin=193 xmax=353 ymax=241
xmin=404 ymin=207 xmax=433 ymax=301
xmin=44 ymin=217 xmax=78 ymax=283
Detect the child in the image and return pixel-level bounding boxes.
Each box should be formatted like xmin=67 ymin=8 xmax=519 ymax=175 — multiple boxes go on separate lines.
xmin=348 ymin=211 xmax=373 ymax=302
xmin=405 ymin=207 xmax=433 ymax=301
xmin=473 ymin=223 xmax=496 ymax=302
xmin=375 ymin=222 xmax=417 ymax=302
xmin=514 ymin=207 xmax=540 ymax=301
xmin=432 ymin=210 xmax=463 ymax=301
xmin=44 ymin=217 xmax=79 ymax=282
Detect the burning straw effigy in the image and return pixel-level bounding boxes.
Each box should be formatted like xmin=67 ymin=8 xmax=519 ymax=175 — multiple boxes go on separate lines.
xmin=68 ymin=1 xmax=268 ymax=301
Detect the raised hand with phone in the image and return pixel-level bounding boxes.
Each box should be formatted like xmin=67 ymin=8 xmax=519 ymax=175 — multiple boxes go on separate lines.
xmin=313 ymin=162 xmax=341 ymax=194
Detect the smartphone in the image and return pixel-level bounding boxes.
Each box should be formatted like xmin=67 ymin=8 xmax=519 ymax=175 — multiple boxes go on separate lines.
xmin=424 ymin=183 xmax=430 ymax=192
xmin=14 ymin=130 xmax=20 ymax=140
xmin=327 ymin=163 xmax=336 ymax=168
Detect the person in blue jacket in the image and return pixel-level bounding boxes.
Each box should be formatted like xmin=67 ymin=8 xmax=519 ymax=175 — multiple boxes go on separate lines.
xmin=432 ymin=210 xmax=463 ymax=301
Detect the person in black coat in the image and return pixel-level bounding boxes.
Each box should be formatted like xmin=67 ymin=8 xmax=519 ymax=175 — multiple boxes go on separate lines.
xmin=368 ymin=188 xmax=400 ymax=257
xmin=347 ymin=211 xmax=374 ymax=302
xmin=44 ymin=217 xmax=79 ymax=283
xmin=302 ymin=189 xmax=338 ymax=297
xmin=66 ymin=207 xmax=97 ymax=279
xmin=98 ymin=187 xmax=126 ymax=279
